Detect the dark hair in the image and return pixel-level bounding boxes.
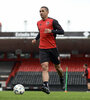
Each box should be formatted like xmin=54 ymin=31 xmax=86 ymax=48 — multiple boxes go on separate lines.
xmin=41 ymin=6 xmax=49 ymax=12
xmin=84 ymin=64 xmax=88 ymax=66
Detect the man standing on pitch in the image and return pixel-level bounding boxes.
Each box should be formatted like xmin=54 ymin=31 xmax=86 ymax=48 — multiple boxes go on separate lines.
xmin=82 ymin=64 xmax=90 ymax=92
xmin=32 ymin=6 xmax=64 ymax=94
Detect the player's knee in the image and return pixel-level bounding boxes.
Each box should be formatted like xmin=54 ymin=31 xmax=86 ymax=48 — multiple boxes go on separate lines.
xmin=55 ymin=64 xmax=63 ymax=72
xmin=55 ymin=64 xmax=60 ymax=70
xmin=41 ymin=63 xmax=48 ymax=71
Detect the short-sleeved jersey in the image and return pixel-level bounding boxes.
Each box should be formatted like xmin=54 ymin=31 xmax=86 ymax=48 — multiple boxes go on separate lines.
xmin=37 ymin=17 xmax=64 ymax=49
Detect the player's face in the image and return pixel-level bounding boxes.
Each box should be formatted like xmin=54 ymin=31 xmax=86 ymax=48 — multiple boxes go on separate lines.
xmin=39 ymin=8 xmax=48 ymax=20
xmin=83 ymin=65 xmax=86 ymax=69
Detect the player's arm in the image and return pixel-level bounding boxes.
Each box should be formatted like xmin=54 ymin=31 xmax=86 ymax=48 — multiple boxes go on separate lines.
xmin=84 ymin=69 xmax=88 ymax=76
xmin=82 ymin=69 xmax=88 ymax=77
xmin=52 ymin=19 xmax=64 ymax=34
xmin=32 ymin=32 xmax=40 ymax=44
xmin=35 ymin=32 xmax=40 ymax=40
xmin=32 ymin=23 xmax=40 ymax=44
xmin=44 ymin=19 xmax=64 ymax=34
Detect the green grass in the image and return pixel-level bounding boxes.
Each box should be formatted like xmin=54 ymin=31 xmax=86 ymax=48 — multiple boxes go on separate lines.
xmin=0 ymin=91 xmax=90 ymax=100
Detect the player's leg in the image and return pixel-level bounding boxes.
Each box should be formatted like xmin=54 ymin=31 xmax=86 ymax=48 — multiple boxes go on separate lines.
xmin=39 ymin=49 xmax=50 ymax=94
xmin=55 ymin=64 xmax=63 ymax=78
xmin=41 ymin=62 xmax=49 ymax=86
xmin=41 ymin=62 xmax=50 ymax=94
xmin=49 ymin=48 xmax=65 ymax=90
xmin=87 ymin=80 xmax=90 ymax=92
xmin=55 ymin=64 xmax=65 ymax=90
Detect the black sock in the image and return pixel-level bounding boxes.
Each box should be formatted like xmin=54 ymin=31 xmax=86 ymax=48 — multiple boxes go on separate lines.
xmin=43 ymin=81 xmax=48 ymax=87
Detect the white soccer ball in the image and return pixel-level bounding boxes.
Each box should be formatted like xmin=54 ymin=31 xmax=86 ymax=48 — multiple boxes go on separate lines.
xmin=13 ymin=84 xmax=25 ymax=94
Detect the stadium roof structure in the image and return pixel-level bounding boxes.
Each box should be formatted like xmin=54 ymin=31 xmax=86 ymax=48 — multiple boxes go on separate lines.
xmin=0 ymin=32 xmax=90 ymax=54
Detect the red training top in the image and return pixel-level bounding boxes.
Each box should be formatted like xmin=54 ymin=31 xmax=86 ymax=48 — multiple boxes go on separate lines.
xmin=36 ymin=17 xmax=64 ymax=49
xmin=87 ymin=68 xmax=90 ymax=79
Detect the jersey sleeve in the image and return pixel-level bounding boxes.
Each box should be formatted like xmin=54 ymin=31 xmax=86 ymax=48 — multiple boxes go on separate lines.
xmin=35 ymin=32 xmax=40 ymax=40
xmin=52 ymin=19 xmax=64 ymax=35
xmin=85 ymin=69 xmax=88 ymax=76
xmin=35 ymin=23 xmax=40 ymax=41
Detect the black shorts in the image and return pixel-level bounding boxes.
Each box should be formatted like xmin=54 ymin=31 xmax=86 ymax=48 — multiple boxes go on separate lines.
xmin=39 ymin=48 xmax=60 ymax=65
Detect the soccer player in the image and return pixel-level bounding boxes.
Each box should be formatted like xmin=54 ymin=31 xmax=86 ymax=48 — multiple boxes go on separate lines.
xmin=82 ymin=64 xmax=90 ymax=92
xmin=32 ymin=6 xmax=64 ymax=94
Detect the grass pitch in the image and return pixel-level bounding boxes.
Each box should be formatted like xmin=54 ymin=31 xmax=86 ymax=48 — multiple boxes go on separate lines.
xmin=0 ymin=91 xmax=90 ymax=100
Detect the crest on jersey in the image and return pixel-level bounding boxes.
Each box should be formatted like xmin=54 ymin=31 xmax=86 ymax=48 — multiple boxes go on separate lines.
xmin=46 ymin=21 xmax=49 ymax=25
xmin=40 ymin=23 xmax=42 ymax=26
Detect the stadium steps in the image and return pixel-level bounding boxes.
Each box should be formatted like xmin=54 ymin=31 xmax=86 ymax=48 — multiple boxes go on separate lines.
xmin=0 ymin=61 xmax=15 ymax=81
xmin=6 ymin=57 xmax=90 ymax=90
xmin=15 ymin=57 xmax=90 ymax=72
xmin=8 ymin=71 xmax=86 ymax=88
xmin=6 ymin=61 xmax=21 ymax=87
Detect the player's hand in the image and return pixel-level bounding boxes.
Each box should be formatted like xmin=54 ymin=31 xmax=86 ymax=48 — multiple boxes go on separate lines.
xmin=44 ymin=29 xmax=52 ymax=33
xmin=32 ymin=39 xmax=36 ymax=44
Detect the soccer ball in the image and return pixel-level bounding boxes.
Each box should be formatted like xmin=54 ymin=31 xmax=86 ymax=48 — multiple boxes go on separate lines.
xmin=13 ymin=84 xmax=25 ymax=94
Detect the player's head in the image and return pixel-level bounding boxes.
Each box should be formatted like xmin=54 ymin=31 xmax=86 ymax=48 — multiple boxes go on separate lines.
xmin=39 ymin=6 xmax=49 ymax=20
xmin=83 ymin=64 xmax=88 ymax=69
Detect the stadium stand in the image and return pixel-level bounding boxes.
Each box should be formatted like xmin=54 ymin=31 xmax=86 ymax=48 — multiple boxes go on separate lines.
xmin=61 ymin=56 xmax=90 ymax=72
xmin=14 ymin=57 xmax=90 ymax=72
xmin=0 ymin=61 xmax=15 ymax=81
xmin=6 ymin=56 xmax=90 ymax=91
xmin=0 ymin=31 xmax=90 ymax=91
